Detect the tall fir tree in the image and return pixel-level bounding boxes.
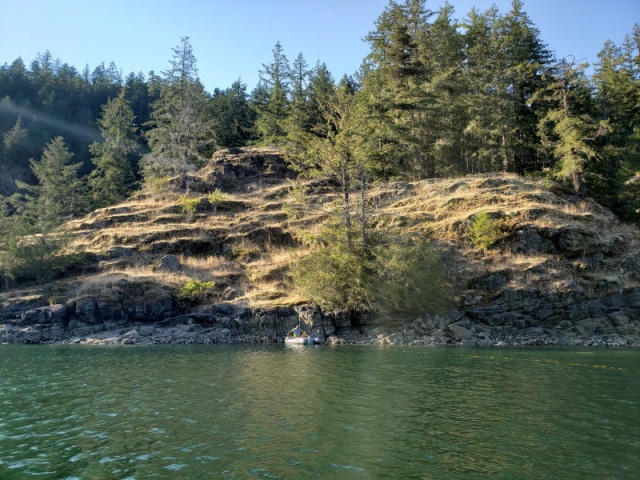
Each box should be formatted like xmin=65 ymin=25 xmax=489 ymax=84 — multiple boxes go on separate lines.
xmin=254 ymin=42 xmax=291 ymax=145
xmin=210 ymin=79 xmax=256 ymax=148
xmin=142 ymin=37 xmax=214 ymax=187
xmin=592 ymin=26 xmax=640 ymax=217
xmin=537 ymin=58 xmax=610 ymax=195
xmin=16 ymin=136 xmax=86 ymax=225
xmin=89 ymin=89 xmax=139 ymax=207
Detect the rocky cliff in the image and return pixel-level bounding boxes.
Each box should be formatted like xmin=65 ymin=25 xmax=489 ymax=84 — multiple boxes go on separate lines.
xmin=1 ymin=148 xmax=639 ymax=346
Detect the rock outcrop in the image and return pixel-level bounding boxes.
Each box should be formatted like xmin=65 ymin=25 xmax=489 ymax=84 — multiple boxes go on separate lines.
xmin=1 ymin=150 xmax=639 ymax=346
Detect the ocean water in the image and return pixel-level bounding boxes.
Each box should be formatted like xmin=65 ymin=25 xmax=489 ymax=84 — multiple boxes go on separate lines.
xmin=0 ymin=344 xmax=638 ymax=479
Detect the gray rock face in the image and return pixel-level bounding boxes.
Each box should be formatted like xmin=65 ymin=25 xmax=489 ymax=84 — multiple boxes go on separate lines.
xmin=158 ymin=255 xmax=181 ymax=272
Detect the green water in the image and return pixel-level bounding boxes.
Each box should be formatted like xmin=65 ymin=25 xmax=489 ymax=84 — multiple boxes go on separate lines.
xmin=0 ymin=345 xmax=638 ymax=479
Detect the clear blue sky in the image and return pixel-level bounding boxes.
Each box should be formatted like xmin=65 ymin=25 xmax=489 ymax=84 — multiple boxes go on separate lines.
xmin=1 ymin=0 xmax=638 ymax=93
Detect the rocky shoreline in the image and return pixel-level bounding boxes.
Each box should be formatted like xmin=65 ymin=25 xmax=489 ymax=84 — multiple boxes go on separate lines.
xmin=2 ymin=290 xmax=639 ymax=347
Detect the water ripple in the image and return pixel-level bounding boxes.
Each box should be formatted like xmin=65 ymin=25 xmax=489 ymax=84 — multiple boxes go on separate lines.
xmin=0 ymin=345 xmax=638 ymax=478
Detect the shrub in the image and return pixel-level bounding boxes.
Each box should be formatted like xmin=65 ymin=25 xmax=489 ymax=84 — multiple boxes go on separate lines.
xmin=176 ymin=195 xmax=200 ymax=221
xmin=146 ymin=176 xmax=172 ymax=193
xmin=468 ymin=212 xmax=502 ymax=250
xmin=207 ymin=189 xmax=228 ymax=212
xmin=0 ymin=232 xmax=86 ymax=285
xmin=374 ymin=238 xmax=450 ymax=315
xmin=179 ymin=279 xmax=216 ymax=299
xmin=291 ymin=243 xmax=375 ymax=314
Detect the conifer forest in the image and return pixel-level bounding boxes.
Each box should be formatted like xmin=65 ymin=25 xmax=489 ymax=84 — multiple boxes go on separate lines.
xmin=1 ymin=0 xmax=639 ymax=288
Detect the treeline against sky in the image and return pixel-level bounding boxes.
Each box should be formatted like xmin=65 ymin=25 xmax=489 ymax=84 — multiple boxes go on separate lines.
xmin=0 ymin=0 xmax=639 ymax=221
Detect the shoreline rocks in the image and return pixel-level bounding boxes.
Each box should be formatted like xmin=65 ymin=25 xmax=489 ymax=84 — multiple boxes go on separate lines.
xmin=1 ymin=281 xmax=638 ymax=347
xmin=1 ymin=299 xmax=638 ymax=347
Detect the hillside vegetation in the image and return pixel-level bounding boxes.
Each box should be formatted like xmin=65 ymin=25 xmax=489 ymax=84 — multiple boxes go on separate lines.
xmin=1 ymin=148 xmax=639 ymax=346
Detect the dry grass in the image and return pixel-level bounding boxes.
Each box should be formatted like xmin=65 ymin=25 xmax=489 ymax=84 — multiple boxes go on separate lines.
xmin=27 ymin=151 xmax=637 ymax=313
xmin=179 ymin=255 xmax=243 ymax=277
xmin=75 ymin=268 xmax=190 ymax=298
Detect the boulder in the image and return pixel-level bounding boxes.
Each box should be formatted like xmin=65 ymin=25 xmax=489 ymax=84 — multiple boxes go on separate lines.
xmin=447 ymin=322 xmax=474 ymax=340
xmin=158 ymin=255 xmax=181 ymax=272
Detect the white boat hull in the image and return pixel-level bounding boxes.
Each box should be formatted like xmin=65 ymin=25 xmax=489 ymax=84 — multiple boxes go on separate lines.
xmin=284 ymin=336 xmax=322 ymax=345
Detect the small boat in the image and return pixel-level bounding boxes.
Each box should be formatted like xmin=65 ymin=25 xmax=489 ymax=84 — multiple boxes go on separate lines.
xmin=284 ymin=335 xmax=323 ymax=345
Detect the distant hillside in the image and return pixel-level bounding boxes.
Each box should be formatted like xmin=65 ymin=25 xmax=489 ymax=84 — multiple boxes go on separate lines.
xmin=1 ymin=148 xmax=639 ymax=346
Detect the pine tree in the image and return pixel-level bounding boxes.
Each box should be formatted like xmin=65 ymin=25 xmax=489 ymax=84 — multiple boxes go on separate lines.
xmin=142 ymin=37 xmax=214 ymax=187
xmin=537 ymin=58 xmax=610 ymax=195
xmin=210 ymin=79 xmax=256 ymax=148
xmin=592 ymin=27 xmax=640 ymax=217
xmin=17 ymin=136 xmax=86 ymax=225
xmin=462 ymin=7 xmax=501 ymax=172
xmin=307 ymin=62 xmax=336 ymax=137
xmin=284 ymin=52 xmax=317 ymax=139
xmin=361 ymin=1 xmax=422 ymax=178
xmin=290 ymin=81 xmax=369 ymax=249
xmin=494 ymin=0 xmax=553 ymax=173
xmin=421 ymin=2 xmax=467 ymax=176
xmin=254 ymin=42 xmax=291 ymax=145
xmin=0 ymin=116 xmax=31 ymax=196
xmin=89 ymin=89 xmax=139 ymax=207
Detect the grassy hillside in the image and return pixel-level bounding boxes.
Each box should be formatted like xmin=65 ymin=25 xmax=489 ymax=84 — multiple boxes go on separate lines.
xmin=2 ymin=147 xmax=639 ymax=344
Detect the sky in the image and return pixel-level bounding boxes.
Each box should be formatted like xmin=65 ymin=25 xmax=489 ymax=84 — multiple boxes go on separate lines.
xmin=0 ymin=0 xmax=638 ymax=93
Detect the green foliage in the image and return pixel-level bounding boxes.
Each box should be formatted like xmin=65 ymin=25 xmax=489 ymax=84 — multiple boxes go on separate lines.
xmin=468 ymin=212 xmax=502 ymax=250
xmin=374 ymin=238 xmax=449 ymax=315
xmin=0 ymin=11 xmax=637 ymax=225
xmin=210 ymin=80 xmax=256 ymax=148
xmin=143 ymin=37 xmax=215 ymax=184
xmin=207 ymin=189 xmax=228 ymax=211
xmin=176 ymin=195 xmax=200 ymax=213
xmin=176 ymin=195 xmax=200 ymax=221
xmin=283 ymin=180 xmax=308 ymax=221
xmin=253 ymin=42 xmax=290 ymax=145
xmin=292 ymin=234 xmax=450 ymax=316
xmin=291 ymin=242 xmax=375 ymax=314
xmin=0 ymin=219 xmax=86 ymax=285
xmin=179 ymin=279 xmax=216 ymax=299
xmin=88 ymin=89 xmax=139 ymax=208
xmin=23 ymin=136 xmax=87 ymax=226
xmin=146 ymin=176 xmax=172 ymax=194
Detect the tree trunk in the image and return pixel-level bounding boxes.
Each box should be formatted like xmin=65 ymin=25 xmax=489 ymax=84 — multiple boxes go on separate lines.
xmin=359 ymin=163 xmax=367 ymax=247
xmin=342 ymin=163 xmax=352 ymax=250
xmin=572 ymin=170 xmax=585 ymax=196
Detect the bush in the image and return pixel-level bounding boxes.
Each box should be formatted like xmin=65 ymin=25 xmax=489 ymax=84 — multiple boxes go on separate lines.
xmin=146 ymin=176 xmax=172 ymax=193
xmin=176 ymin=195 xmax=200 ymax=221
xmin=374 ymin=238 xmax=450 ymax=316
xmin=176 ymin=195 xmax=200 ymax=212
xmin=468 ymin=212 xmax=502 ymax=250
xmin=0 ymin=231 xmax=86 ymax=285
xmin=207 ymin=189 xmax=228 ymax=212
xmin=291 ymin=243 xmax=375 ymax=314
xmin=179 ymin=279 xmax=216 ymax=299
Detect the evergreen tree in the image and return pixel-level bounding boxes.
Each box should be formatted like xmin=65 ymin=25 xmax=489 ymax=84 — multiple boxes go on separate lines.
xmin=361 ymin=1 xmax=422 ymax=178
xmin=307 ymin=62 xmax=336 ymax=137
xmin=493 ymin=0 xmax=553 ymax=173
xmin=17 ymin=136 xmax=86 ymax=225
xmin=288 ymin=81 xmax=369 ymax=248
xmin=254 ymin=42 xmax=291 ymax=145
xmin=124 ymin=71 xmax=154 ymax=138
xmin=142 ymin=37 xmax=214 ymax=187
xmin=89 ymin=89 xmax=139 ymax=207
xmin=462 ymin=7 xmax=502 ymax=172
xmin=421 ymin=2 xmax=467 ymax=176
xmin=210 ymin=79 xmax=256 ymax=148
xmin=0 ymin=117 xmax=31 ymax=195
xmin=537 ymin=58 xmax=610 ymax=195
xmin=592 ymin=27 xmax=640 ymax=217
xmin=285 ymin=52 xmax=314 ymax=134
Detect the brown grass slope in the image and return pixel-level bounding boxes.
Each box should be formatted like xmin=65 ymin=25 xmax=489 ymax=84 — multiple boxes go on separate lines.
xmin=3 ymin=148 xmax=639 ymax=334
